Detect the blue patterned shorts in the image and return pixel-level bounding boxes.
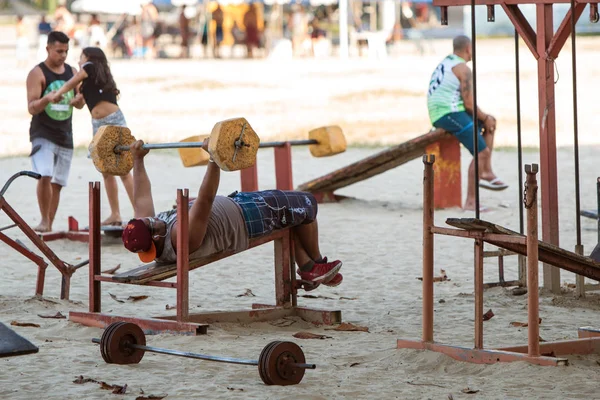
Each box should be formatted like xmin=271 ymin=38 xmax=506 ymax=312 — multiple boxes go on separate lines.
xmin=230 ymin=190 xmax=318 ymax=239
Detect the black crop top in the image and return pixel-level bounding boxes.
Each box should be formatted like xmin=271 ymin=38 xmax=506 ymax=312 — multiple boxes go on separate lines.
xmin=81 ymin=62 xmax=118 ymax=112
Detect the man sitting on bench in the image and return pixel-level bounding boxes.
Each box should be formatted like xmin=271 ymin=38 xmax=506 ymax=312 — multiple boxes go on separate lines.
xmin=121 ymin=139 xmax=343 ymax=287
xmin=427 ymin=35 xmax=508 ymax=211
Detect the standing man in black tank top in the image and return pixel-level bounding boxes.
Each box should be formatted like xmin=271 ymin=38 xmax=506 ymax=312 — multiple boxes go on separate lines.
xmin=26 ymin=31 xmax=85 ymax=232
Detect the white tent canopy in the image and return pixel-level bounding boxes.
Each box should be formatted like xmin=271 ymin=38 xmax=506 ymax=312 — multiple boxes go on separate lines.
xmin=70 ymin=0 xmax=147 ymax=15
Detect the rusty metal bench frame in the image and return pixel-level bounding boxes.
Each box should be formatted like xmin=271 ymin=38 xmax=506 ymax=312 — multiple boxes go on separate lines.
xmin=69 ymin=182 xmax=341 ymax=335
xmin=396 ymin=156 xmax=600 ymax=366
xmin=0 ymin=171 xmax=82 ymax=300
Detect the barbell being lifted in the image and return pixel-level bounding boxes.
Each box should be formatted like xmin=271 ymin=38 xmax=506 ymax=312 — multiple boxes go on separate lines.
xmin=92 ymin=322 xmax=315 ymax=386
xmin=89 ymin=117 xmax=260 ymax=176
xmin=179 ymin=125 xmax=347 ymax=168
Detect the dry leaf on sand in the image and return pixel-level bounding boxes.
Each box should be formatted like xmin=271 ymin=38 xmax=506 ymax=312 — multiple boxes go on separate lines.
xmin=37 ymin=312 xmax=66 ymax=319
xmin=10 ymin=321 xmax=40 ymax=328
xmin=102 ymin=264 xmax=121 ymax=274
xmin=325 ymin=323 xmax=369 ymax=332
xmin=293 ymin=332 xmax=333 ymax=340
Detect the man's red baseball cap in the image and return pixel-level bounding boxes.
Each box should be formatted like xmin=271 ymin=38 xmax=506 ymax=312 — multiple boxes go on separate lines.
xmin=122 ymin=219 xmax=156 ymax=263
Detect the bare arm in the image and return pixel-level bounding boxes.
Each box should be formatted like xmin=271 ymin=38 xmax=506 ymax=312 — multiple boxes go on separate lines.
xmin=454 ymin=64 xmax=489 ymax=122
xmin=69 ymin=66 xmax=86 ymax=109
xmin=183 ymin=140 xmax=221 ymax=253
xmin=26 ymin=67 xmax=52 ymax=115
xmin=52 ymin=67 xmax=87 ymax=102
xmin=130 ymin=140 xmax=156 ymax=218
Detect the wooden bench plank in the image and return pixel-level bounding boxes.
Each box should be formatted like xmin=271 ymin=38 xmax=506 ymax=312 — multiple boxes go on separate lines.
xmin=109 ymin=229 xmax=289 ymax=285
xmin=296 ymin=129 xmax=451 ymax=193
xmin=445 ymin=218 xmax=600 ymax=282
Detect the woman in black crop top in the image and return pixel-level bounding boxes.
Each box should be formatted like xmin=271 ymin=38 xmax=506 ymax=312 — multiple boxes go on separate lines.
xmin=51 ymin=47 xmax=134 ymax=226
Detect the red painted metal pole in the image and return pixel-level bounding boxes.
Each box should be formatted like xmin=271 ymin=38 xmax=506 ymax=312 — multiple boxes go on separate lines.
xmin=536 ymin=4 xmax=561 ymax=293
xmin=422 ymin=155 xmax=435 ymax=342
xmin=525 ymin=164 xmax=540 ymax=357
xmin=68 ymin=216 xmax=79 ymax=232
xmin=240 ymin=164 xmax=259 ymax=192
xmin=176 ymin=189 xmax=190 ymax=322
xmin=474 ymin=238 xmax=484 ymax=349
xmin=274 ymin=143 xmax=294 ymax=191
xmin=89 ymin=182 xmax=101 ymax=312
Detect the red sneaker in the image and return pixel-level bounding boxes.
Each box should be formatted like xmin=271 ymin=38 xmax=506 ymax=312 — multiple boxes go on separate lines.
xmin=323 ymin=273 xmax=343 ymax=287
xmin=297 ymin=260 xmax=342 ymax=283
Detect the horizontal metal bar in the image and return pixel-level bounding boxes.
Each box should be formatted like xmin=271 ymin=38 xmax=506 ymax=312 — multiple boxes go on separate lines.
xmin=115 ymin=139 xmax=319 ymax=153
xmin=259 ymin=139 xmax=317 ymax=148
xmin=115 ymin=142 xmax=204 ymax=152
xmin=0 ymin=223 xmax=17 ymax=232
xmin=92 ymin=338 xmax=258 ymax=365
xmin=94 ymin=275 xmax=177 ymax=288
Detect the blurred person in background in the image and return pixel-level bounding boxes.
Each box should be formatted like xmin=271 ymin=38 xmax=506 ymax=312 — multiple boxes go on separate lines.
xmin=54 ymin=0 xmax=75 ymax=38
xmin=179 ymin=6 xmax=190 ymax=58
xmin=16 ymin=15 xmax=30 ymax=67
xmin=88 ymin=14 xmax=107 ymax=49
xmin=37 ymin=15 xmax=52 ymax=61
xmin=243 ymin=3 xmax=259 ymax=58
xmin=212 ymin=4 xmax=224 ymax=58
xmin=140 ymin=0 xmax=159 ymax=58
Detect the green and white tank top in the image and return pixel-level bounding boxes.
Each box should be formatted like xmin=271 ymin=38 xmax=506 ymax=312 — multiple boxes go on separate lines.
xmin=427 ymin=54 xmax=466 ymax=124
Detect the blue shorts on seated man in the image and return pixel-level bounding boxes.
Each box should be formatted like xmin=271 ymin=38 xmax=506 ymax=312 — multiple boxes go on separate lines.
xmin=432 ymin=111 xmax=487 ymax=156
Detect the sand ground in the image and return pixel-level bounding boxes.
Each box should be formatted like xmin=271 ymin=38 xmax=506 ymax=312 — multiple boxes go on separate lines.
xmin=1 ymin=31 xmax=600 ymax=399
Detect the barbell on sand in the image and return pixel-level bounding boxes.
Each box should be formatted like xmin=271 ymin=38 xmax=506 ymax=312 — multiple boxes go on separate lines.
xmin=179 ymin=125 xmax=347 ymax=168
xmin=92 ymin=322 xmax=314 ymax=386
xmin=89 ymin=117 xmax=260 ymax=175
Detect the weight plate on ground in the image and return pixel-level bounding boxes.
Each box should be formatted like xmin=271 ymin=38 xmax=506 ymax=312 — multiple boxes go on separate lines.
xmin=258 ymin=341 xmax=281 ymax=385
xmin=105 ymin=322 xmax=146 ymax=365
xmin=100 ymin=321 xmax=125 ymax=363
xmin=264 ymin=341 xmax=306 ymax=386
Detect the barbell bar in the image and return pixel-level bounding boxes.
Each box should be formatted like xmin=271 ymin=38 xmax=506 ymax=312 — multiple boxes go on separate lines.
xmin=92 ymin=322 xmax=315 ymax=385
xmin=179 ymin=125 xmax=346 ymax=168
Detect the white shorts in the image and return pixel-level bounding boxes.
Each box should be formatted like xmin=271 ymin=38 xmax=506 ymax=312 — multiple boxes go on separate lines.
xmin=30 ymin=138 xmax=73 ymax=187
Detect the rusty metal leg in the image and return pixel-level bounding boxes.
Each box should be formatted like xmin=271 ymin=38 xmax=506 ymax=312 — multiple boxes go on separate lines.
xmin=498 ymin=254 xmax=505 ymax=284
xmin=575 ymin=244 xmax=585 ymax=298
xmin=525 ymin=164 xmax=540 ymax=357
xmin=475 ymin=239 xmax=484 ymax=349
xmin=422 ymin=155 xmax=435 ymax=342
xmin=536 ymin=4 xmax=561 ymax=294
xmin=36 ymin=264 xmax=46 ymax=297
xmin=0 ymin=230 xmax=48 ymax=296
xmin=290 ymin=231 xmax=298 ymax=308
xmin=425 ymin=136 xmax=461 ymax=209
xmin=240 ymin=164 xmax=259 ymax=192
xmin=61 ymin=274 xmax=70 ymax=300
xmin=177 ymin=189 xmax=190 ymax=322
xmin=274 ymin=143 xmax=294 ymax=191
xmin=1 ymin=199 xmax=72 ymax=298
xmin=274 ymin=232 xmax=292 ymax=307
xmin=89 ymin=182 xmax=101 ymax=312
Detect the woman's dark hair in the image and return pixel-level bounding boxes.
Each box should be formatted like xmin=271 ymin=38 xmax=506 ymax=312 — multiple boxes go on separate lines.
xmin=81 ymin=47 xmax=119 ymax=96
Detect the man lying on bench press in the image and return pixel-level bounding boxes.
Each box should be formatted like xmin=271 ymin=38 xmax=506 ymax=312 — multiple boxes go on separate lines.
xmin=121 ymin=139 xmax=343 ymax=288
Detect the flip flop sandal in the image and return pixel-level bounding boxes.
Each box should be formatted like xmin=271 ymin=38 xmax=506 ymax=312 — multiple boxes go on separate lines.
xmin=479 ymin=178 xmax=509 ymax=191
